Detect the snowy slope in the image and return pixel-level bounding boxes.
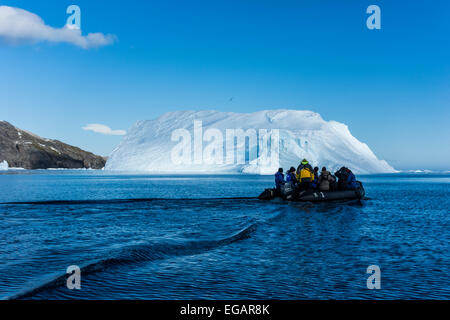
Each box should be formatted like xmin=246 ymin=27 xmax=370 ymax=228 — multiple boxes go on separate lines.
xmin=105 ymin=110 xmax=395 ymax=174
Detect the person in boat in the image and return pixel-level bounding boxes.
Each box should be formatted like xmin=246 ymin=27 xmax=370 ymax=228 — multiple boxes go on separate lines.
xmin=274 ymin=168 xmax=285 ymax=193
xmin=330 ymin=172 xmax=338 ymax=190
xmin=345 ymin=168 xmax=358 ymax=190
xmin=317 ymin=167 xmax=336 ymax=191
xmin=296 ymin=159 xmax=314 ymax=191
xmin=335 ymin=167 xmax=358 ymax=190
xmin=285 ymin=167 xmax=297 ymax=184
xmin=312 ymin=166 xmax=319 ymax=189
xmin=335 ymin=167 xmax=347 ymax=190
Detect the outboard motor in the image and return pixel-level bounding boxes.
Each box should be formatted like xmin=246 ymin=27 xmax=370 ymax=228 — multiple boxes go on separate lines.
xmin=355 ymin=181 xmax=365 ymax=199
xmin=281 ymin=182 xmax=295 ymax=200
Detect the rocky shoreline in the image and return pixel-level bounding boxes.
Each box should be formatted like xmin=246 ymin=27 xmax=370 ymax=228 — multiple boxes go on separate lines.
xmin=0 ymin=121 xmax=105 ymax=170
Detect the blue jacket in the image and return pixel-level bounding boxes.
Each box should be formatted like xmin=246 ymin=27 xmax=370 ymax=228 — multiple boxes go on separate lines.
xmin=286 ymin=172 xmax=296 ymax=183
xmin=346 ymin=172 xmax=358 ymax=190
xmin=275 ymin=172 xmax=285 ymax=188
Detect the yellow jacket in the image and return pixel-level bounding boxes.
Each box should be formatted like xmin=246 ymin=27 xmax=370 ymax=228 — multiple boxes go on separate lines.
xmin=297 ymin=167 xmax=314 ymax=182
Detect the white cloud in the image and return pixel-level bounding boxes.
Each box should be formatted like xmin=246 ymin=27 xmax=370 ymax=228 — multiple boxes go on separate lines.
xmin=82 ymin=124 xmax=126 ymax=136
xmin=0 ymin=6 xmax=116 ymax=49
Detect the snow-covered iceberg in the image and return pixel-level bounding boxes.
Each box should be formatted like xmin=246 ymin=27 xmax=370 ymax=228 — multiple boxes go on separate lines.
xmin=105 ymin=110 xmax=395 ymax=174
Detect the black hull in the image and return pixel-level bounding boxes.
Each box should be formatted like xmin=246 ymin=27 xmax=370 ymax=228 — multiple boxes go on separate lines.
xmin=258 ymin=182 xmax=365 ymax=202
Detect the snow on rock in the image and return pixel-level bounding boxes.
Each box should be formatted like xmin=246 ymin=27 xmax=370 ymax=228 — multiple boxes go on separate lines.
xmin=105 ymin=110 xmax=396 ymax=174
xmin=0 ymin=160 xmax=8 ymax=170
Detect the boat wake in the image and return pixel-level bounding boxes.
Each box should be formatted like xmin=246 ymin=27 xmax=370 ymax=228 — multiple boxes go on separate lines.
xmin=8 ymin=223 xmax=258 ymax=300
xmin=1 ymin=197 xmax=257 ymax=205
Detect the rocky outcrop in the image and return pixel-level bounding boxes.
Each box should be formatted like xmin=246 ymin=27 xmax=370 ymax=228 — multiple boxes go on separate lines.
xmin=0 ymin=121 xmax=105 ymax=169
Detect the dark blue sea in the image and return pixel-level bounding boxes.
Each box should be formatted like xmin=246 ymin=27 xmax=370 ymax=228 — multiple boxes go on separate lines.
xmin=0 ymin=171 xmax=449 ymax=300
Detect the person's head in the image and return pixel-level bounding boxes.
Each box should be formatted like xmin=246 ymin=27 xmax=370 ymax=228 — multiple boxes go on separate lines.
xmin=314 ymin=166 xmax=319 ymax=172
xmin=301 ymin=159 xmax=308 ymax=165
xmin=278 ymin=168 xmax=283 ymax=173
xmin=322 ymin=167 xmax=327 ymax=172
xmin=289 ymin=167 xmax=296 ymax=173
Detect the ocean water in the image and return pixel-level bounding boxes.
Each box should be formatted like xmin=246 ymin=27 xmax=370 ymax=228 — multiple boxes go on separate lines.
xmin=0 ymin=171 xmax=449 ymax=300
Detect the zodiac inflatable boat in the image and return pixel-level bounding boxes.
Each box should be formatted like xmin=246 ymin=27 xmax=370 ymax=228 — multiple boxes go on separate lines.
xmin=258 ymin=181 xmax=365 ymax=202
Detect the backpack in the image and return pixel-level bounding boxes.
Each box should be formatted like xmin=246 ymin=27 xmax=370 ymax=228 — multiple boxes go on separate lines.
xmin=297 ymin=164 xmax=313 ymax=182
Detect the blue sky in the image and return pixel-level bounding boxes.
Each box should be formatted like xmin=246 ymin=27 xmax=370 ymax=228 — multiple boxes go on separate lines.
xmin=0 ymin=0 xmax=448 ymax=170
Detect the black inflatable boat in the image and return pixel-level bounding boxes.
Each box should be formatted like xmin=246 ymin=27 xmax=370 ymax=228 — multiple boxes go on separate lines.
xmin=258 ymin=181 xmax=365 ymax=202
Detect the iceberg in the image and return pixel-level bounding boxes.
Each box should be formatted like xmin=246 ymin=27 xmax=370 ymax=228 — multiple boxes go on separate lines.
xmin=105 ymin=110 xmax=396 ymax=174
